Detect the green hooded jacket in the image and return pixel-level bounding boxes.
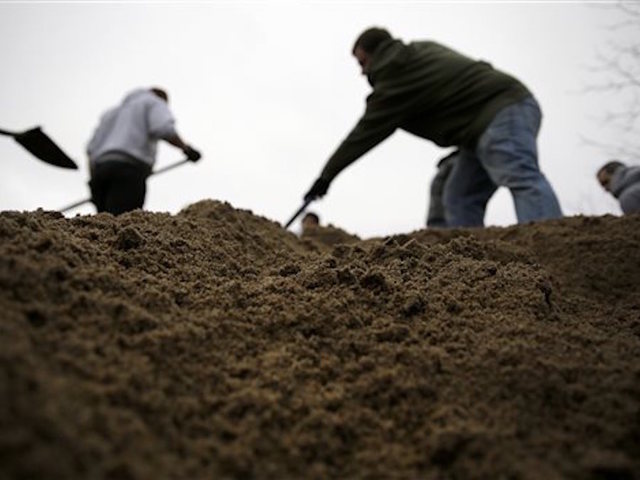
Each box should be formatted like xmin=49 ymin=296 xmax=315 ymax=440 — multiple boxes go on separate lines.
xmin=320 ymin=39 xmax=531 ymax=182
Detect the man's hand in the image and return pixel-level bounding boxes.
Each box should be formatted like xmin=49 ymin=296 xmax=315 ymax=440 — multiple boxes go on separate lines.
xmin=304 ymin=177 xmax=330 ymax=202
xmin=184 ymin=146 xmax=202 ymax=162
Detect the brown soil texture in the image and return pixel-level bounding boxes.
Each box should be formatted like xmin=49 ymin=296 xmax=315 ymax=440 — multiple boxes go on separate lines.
xmin=301 ymin=224 xmax=361 ymax=249
xmin=1 ymin=200 xmax=639 ymax=480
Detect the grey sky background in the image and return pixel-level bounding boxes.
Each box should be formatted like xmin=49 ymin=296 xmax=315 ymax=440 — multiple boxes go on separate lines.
xmin=0 ymin=1 xmax=636 ymax=237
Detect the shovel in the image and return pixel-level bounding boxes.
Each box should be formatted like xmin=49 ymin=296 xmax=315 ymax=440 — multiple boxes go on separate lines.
xmin=284 ymin=198 xmax=313 ymax=229
xmin=59 ymin=157 xmax=193 ymax=213
xmin=0 ymin=126 xmax=78 ymax=169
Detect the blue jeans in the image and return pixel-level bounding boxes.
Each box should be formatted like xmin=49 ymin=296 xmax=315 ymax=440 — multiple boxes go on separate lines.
xmin=442 ymin=96 xmax=562 ymax=227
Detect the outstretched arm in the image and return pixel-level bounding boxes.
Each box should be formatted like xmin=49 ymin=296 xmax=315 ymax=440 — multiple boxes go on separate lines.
xmin=148 ymin=100 xmax=201 ymax=161
xmin=164 ymin=134 xmax=201 ymax=162
xmin=164 ymin=133 xmax=188 ymax=150
xmin=304 ymin=93 xmax=399 ymax=201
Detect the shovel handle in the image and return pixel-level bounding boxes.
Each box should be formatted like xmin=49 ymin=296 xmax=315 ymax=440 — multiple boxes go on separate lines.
xmin=284 ymin=198 xmax=313 ymax=229
xmin=0 ymin=128 xmax=18 ymax=137
xmin=152 ymin=158 xmax=191 ymax=176
xmin=59 ymin=197 xmax=92 ymax=213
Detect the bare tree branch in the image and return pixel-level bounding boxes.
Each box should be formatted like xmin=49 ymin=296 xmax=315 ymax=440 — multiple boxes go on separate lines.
xmin=580 ymin=134 xmax=640 ymax=161
xmin=582 ymin=1 xmax=640 ymax=156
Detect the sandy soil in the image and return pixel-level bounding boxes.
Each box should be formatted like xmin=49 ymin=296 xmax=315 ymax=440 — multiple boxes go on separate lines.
xmin=1 ymin=200 xmax=638 ymax=480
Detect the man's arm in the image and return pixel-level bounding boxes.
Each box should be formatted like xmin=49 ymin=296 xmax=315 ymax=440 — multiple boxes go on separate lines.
xmin=320 ymin=95 xmax=399 ymax=183
xmin=147 ymin=99 xmax=201 ymax=161
xmin=321 ymin=118 xmax=395 ymax=182
xmin=164 ymin=133 xmax=188 ymax=151
xmin=164 ymin=134 xmax=201 ymax=162
xmin=304 ymin=93 xmax=400 ymax=201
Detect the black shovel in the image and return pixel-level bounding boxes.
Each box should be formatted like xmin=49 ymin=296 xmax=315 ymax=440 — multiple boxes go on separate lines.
xmin=284 ymin=198 xmax=313 ymax=229
xmin=0 ymin=126 xmax=78 ymax=169
xmin=59 ymin=157 xmax=193 ymax=213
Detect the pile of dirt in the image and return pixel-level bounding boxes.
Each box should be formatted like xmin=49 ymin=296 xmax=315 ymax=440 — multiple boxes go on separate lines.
xmin=301 ymin=223 xmax=360 ymax=250
xmin=1 ymin=200 xmax=638 ymax=480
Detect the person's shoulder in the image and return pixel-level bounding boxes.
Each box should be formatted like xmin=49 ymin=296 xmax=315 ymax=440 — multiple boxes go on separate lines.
xmin=125 ymin=89 xmax=159 ymax=104
xmin=624 ymin=166 xmax=640 ymax=189
xmin=119 ymin=90 xmax=155 ymax=112
xmin=409 ymin=40 xmax=444 ymax=51
xmin=141 ymin=90 xmax=163 ymax=104
xmin=122 ymin=88 xmax=149 ymax=102
xmin=619 ymin=187 xmax=640 ymax=214
xmin=410 ymin=39 xmax=435 ymax=47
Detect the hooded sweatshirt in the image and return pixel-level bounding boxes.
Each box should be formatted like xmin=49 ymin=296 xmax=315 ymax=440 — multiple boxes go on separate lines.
xmin=321 ymin=39 xmax=531 ymax=182
xmin=610 ymin=165 xmax=640 ymax=214
xmin=87 ymin=89 xmax=178 ymax=167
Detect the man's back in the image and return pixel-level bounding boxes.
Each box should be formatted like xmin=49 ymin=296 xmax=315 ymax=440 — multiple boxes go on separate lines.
xmin=319 ymin=38 xmax=532 ymax=183
xmin=87 ymin=89 xmax=175 ymax=167
xmin=371 ymin=39 xmax=531 ymax=147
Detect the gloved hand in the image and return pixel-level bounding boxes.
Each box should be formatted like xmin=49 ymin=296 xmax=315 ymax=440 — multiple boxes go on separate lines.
xmin=304 ymin=177 xmax=330 ymax=202
xmin=184 ymin=145 xmax=202 ymax=162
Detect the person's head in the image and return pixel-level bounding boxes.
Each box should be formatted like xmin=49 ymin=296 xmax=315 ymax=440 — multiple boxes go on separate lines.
xmin=352 ymin=27 xmax=392 ymax=75
xmin=150 ymin=87 xmax=169 ymax=103
xmin=302 ymin=212 xmax=320 ymax=231
xmin=597 ymin=160 xmax=625 ymax=192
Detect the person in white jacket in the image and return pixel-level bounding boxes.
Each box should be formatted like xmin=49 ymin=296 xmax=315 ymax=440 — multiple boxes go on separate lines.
xmin=597 ymin=160 xmax=640 ymax=215
xmin=87 ymin=87 xmax=201 ymax=215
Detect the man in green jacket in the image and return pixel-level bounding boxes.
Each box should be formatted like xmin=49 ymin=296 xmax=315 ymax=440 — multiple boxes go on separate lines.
xmin=303 ymin=27 xmax=562 ymax=227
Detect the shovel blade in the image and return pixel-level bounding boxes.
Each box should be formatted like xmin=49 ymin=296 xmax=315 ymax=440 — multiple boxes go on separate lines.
xmin=14 ymin=127 xmax=78 ymax=170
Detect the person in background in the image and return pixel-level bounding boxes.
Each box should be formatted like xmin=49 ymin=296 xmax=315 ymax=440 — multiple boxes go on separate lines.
xmin=597 ymin=160 xmax=640 ymax=214
xmin=427 ymin=150 xmax=457 ymax=227
xmin=299 ymin=211 xmax=359 ymax=247
xmin=301 ymin=212 xmax=320 ymax=235
xmin=303 ymin=27 xmax=562 ymax=227
xmin=87 ymin=87 xmax=201 ymax=215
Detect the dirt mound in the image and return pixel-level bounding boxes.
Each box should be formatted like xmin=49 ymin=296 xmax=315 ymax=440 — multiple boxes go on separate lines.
xmin=301 ymin=223 xmax=360 ymax=250
xmin=1 ymin=200 xmax=639 ymax=480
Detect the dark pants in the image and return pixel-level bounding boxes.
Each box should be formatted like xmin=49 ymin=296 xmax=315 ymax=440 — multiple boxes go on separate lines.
xmin=427 ymin=151 xmax=457 ymax=227
xmin=89 ymin=157 xmax=151 ymax=215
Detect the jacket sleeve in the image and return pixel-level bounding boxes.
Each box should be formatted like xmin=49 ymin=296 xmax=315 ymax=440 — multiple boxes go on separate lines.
xmin=86 ymin=109 xmax=115 ymax=158
xmin=147 ymin=99 xmax=178 ymax=140
xmin=320 ymin=92 xmax=400 ymax=182
xmin=619 ymin=184 xmax=640 ymax=214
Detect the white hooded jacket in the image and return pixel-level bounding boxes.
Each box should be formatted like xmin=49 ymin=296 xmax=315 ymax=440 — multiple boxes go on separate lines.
xmin=87 ymin=89 xmax=177 ymax=167
xmin=610 ymin=165 xmax=640 ymax=214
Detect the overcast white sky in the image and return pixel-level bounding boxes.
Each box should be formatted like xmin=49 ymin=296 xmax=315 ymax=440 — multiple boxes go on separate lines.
xmin=0 ymin=1 xmax=637 ymax=238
